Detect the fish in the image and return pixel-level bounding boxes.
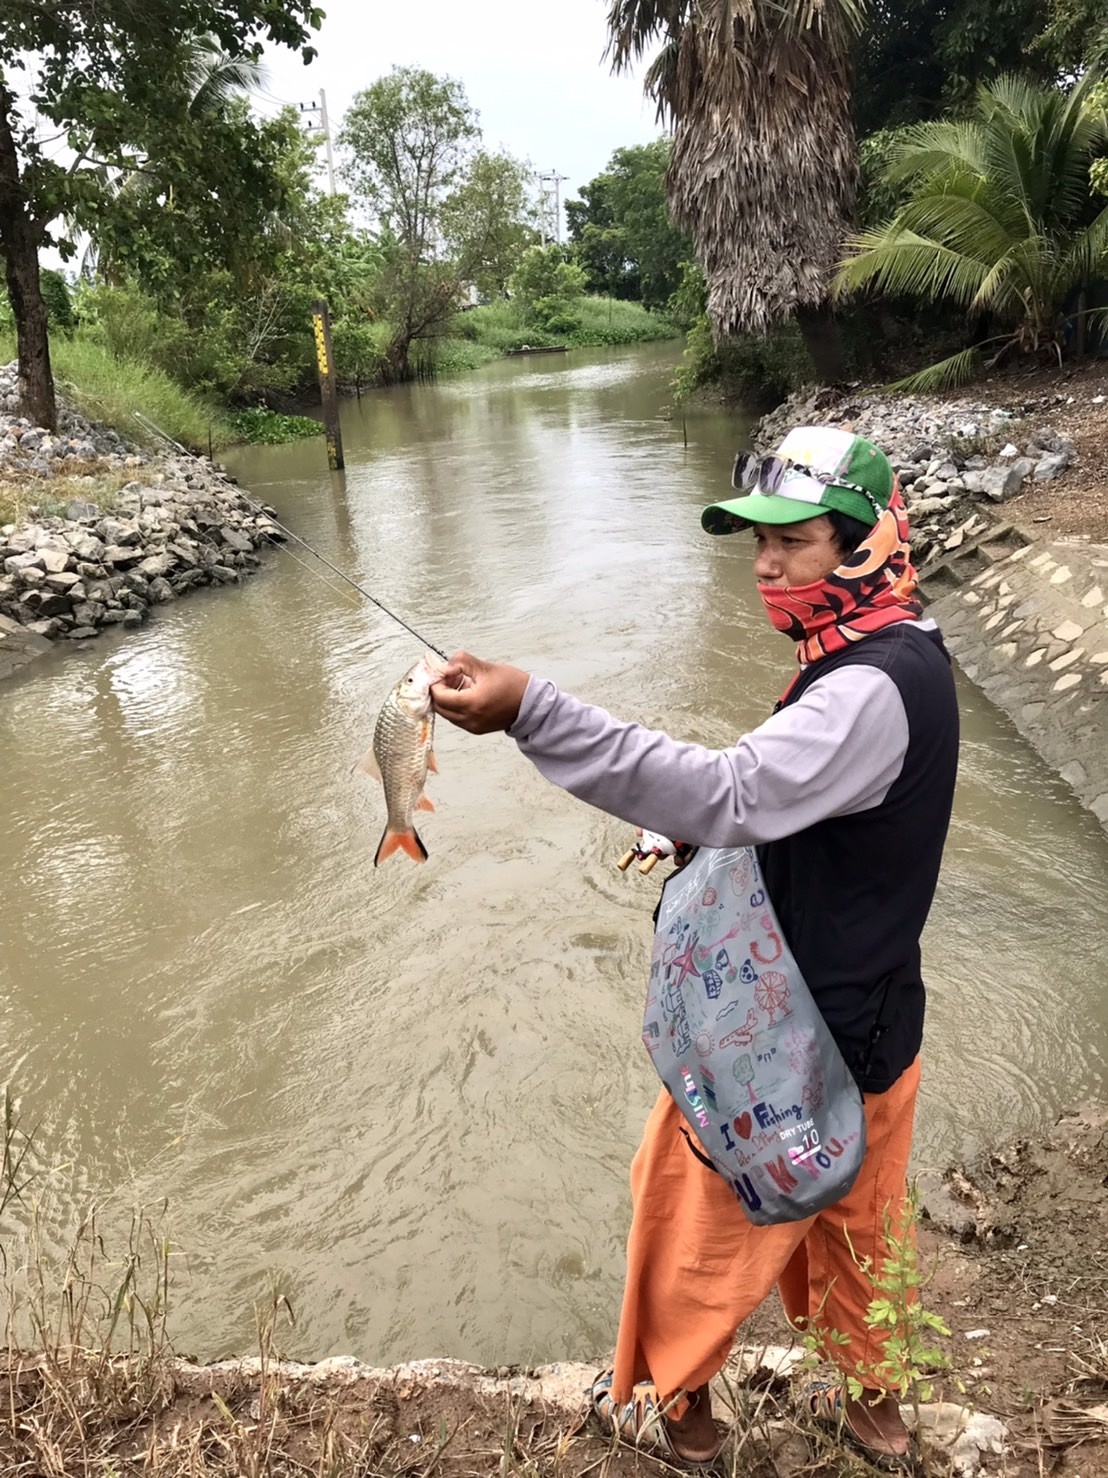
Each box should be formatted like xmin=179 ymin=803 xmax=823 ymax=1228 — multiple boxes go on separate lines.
xmin=359 ymin=654 xmax=442 ymax=865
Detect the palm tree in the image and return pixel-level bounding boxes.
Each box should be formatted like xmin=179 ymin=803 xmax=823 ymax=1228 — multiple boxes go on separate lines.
xmin=178 ymin=35 xmax=266 ymax=120
xmin=605 ymin=0 xmax=867 ymax=381
xmin=834 ymin=72 xmax=1108 ymax=390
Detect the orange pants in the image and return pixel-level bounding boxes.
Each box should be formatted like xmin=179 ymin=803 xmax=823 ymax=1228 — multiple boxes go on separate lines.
xmin=611 ymin=1057 xmax=921 ymax=1406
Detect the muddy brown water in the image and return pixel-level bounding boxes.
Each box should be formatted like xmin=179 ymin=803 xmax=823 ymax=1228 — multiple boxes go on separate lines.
xmin=2 ymin=343 xmax=1107 ymax=1366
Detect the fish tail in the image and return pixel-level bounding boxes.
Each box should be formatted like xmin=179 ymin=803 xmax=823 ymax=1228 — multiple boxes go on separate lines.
xmin=374 ymin=825 xmax=429 ymax=866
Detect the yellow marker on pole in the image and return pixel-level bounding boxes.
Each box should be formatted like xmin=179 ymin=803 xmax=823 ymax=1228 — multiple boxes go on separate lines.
xmin=312 ymin=299 xmax=345 ymax=471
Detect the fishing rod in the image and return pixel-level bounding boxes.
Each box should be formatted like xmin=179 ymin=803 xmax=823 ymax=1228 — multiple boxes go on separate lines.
xmin=131 ymin=411 xmax=451 ymax=661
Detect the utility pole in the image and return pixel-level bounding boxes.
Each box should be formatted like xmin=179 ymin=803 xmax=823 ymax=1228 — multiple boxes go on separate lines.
xmin=538 ymin=169 xmax=569 ymax=244
xmin=300 ymin=90 xmax=336 ymax=196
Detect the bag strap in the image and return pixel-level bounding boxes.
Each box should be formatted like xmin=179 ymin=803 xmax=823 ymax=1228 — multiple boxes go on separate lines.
xmin=678 ymin=1125 xmax=719 ymax=1175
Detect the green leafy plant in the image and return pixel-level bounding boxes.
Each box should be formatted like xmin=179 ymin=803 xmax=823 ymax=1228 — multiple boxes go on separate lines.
xmin=791 ymin=1181 xmax=952 ymax=1463
xmin=864 ymin=1187 xmax=952 ymax=1406
xmin=229 ymin=408 xmax=323 ymax=444
xmin=836 ymin=70 xmax=1108 ymax=391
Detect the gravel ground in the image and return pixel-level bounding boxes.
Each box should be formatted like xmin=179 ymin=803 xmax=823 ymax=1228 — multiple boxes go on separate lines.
xmin=949 ymin=361 xmax=1108 ymax=542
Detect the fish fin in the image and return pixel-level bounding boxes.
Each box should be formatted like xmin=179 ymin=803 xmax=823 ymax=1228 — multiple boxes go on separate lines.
xmin=356 ymin=747 xmax=382 ymax=782
xmin=416 ymin=793 xmax=435 ymax=813
xmin=374 ymin=826 xmax=428 ymax=866
xmin=426 ymin=750 xmax=439 ymax=774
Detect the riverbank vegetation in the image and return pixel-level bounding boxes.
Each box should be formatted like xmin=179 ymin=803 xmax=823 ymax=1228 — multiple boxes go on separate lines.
xmin=0 ymin=18 xmax=681 ymax=449
xmin=8 ymin=2 xmax=1108 ymax=448
xmin=617 ymin=0 xmax=1108 ymax=408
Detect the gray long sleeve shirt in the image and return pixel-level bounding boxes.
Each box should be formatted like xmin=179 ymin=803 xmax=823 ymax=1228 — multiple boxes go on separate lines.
xmin=508 ymin=661 xmax=911 ymax=848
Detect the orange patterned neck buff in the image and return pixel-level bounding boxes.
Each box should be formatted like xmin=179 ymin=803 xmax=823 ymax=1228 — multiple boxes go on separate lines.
xmin=758 ymin=483 xmax=922 ymax=672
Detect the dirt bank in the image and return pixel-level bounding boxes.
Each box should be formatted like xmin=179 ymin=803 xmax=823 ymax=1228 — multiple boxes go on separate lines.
xmin=3 ymin=1108 xmax=1106 ymax=1477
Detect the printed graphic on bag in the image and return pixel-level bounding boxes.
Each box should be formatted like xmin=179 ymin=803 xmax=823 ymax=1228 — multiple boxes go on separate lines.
xmin=643 ymin=846 xmax=866 ymax=1226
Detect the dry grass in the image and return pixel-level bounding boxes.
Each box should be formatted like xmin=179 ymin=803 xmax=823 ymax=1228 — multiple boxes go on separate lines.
xmin=0 ymin=465 xmax=134 ymax=527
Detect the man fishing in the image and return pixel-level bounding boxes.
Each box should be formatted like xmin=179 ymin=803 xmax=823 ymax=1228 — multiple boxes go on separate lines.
xmin=431 ymin=426 xmax=959 ymax=1469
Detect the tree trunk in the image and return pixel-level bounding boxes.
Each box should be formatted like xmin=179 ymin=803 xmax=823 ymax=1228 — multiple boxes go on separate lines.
xmin=384 ymin=332 xmax=413 ymax=385
xmin=0 ymin=87 xmax=55 ymax=430
xmin=795 ymin=299 xmax=847 ymax=385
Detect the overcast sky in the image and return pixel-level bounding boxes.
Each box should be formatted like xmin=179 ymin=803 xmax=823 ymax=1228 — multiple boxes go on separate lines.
xmin=253 ymin=0 xmax=665 ymax=230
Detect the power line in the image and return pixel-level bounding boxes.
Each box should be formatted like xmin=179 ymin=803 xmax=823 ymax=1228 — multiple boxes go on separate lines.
xmin=257 ymin=86 xmax=302 ymax=109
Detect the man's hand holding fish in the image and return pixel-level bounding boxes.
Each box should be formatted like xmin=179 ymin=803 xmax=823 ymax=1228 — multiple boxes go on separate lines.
xmin=431 ymin=652 xmax=529 ymax=734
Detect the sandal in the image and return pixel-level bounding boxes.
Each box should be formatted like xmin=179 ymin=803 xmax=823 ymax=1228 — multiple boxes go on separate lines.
xmin=589 ymin=1370 xmax=723 ymax=1470
xmin=800 ymin=1378 xmax=919 ymax=1473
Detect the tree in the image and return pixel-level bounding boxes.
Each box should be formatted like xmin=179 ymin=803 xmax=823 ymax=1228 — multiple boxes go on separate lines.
xmin=852 ymin=0 xmax=1050 ymax=136
xmin=0 ymin=0 xmax=321 ymax=429
xmin=73 ymin=33 xmax=266 ymax=281
xmin=439 ymin=149 xmax=537 ymax=298
xmin=834 ymin=72 xmax=1108 ymax=389
xmin=852 ymin=1 xmax=1108 ymax=138
xmin=509 ymin=244 xmax=587 ymax=334
xmin=78 ymin=108 xmax=385 ymax=403
xmin=565 ymin=139 xmax=690 ymax=308
xmin=605 ymin=0 xmax=866 ymax=382
xmin=339 ymin=67 xmax=533 ymax=379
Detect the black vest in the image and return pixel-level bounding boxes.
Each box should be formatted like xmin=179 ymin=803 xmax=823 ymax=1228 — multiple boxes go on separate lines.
xmin=757 ymin=624 xmax=959 ymax=1093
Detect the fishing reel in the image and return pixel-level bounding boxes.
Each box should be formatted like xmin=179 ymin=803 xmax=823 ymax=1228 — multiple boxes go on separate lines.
xmin=617 ymin=829 xmax=694 ymax=876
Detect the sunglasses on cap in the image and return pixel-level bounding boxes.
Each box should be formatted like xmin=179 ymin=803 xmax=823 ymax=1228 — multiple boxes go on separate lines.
xmin=732 ymin=452 xmax=885 ymax=521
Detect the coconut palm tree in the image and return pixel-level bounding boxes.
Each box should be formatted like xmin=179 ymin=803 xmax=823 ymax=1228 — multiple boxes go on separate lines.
xmin=605 ymin=0 xmax=867 ymax=380
xmin=834 ymin=72 xmax=1108 ymax=390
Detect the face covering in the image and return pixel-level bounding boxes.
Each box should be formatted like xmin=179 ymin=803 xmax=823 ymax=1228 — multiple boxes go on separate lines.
xmin=758 ymin=483 xmax=922 ymax=672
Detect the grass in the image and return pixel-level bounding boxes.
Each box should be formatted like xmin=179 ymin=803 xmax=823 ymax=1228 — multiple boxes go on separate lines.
xmin=1 ymin=333 xmax=233 ymax=454
xmin=0 ymin=467 xmax=132 ymax=527
xmin=423 ymin=338 xmax=502 ymax=374
xmin=568 ymin=295 xmax=680 ymax=347
xmin=455 ymin=295 xmax=679 ymax=354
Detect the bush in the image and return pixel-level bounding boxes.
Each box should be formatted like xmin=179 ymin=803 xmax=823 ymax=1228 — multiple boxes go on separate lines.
xmin=509 ymin=246 xmax=587 ymax=309
xmin=40 ymin=270 xmax=77 ymax=333
xmin=422 ymin=338 xmax=501 ymax=375
xmin=453 ymin=301 xmax=562 ymax=351
xmin=674 ymin=315 xmax=815 ymax=406
xmin=75 ymin=281 xmax=191 ymax=371
xmin=455 ymin=295 xmax=677 ymax=353
xmin=567 ymin=296 xmax=678 ymax=346
xmin=330 ymin=318 xmax=390 ymax=392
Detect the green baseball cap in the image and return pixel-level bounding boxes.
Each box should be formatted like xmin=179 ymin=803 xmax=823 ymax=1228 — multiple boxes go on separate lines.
xmin=702 ymin=426 xmax=894 ymax=535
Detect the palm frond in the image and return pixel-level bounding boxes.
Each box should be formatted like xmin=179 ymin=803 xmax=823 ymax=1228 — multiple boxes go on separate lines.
xmin=604 ymin=0 xmax=689 ymax=72
xmin=766 ymin=0 xmax=866 ymax=46
xmin=884 ymin=347 xmax=984 ymax=395
xmin=885 ymin=120 xmax=988 ymax=184
xmin=1063 ymin=198 xmax=1108 ymax=281
xmin=834 ymin=228 xmax=992 ymax=309
xmin=894 ymin=192 xmax=1017 ymax=267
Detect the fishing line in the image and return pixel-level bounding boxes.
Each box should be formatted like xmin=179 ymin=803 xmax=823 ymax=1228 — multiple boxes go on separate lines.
xmin=131 ymin=411 xmax=452 ymax=661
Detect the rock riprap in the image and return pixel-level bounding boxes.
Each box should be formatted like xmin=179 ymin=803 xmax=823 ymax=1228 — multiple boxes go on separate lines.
xmin=753 ymin=387 xmax=1075 ymax=566
xmin=0 ymin=366 xmax=285 ymax=665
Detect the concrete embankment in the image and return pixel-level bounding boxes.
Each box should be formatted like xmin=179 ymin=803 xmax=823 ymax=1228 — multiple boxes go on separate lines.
xmin=920 ymin=528 xmax=1108 ymax=828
